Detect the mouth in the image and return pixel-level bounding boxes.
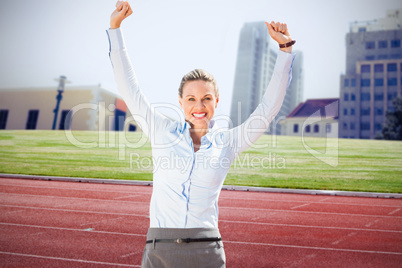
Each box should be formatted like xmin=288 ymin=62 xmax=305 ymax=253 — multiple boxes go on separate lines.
xmin=192 ymin=112 xmax=207 ymax=119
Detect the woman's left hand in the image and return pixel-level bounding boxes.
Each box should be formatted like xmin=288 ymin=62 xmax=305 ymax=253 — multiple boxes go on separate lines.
xmin=265 ymin=21 xmax=293 ymax=53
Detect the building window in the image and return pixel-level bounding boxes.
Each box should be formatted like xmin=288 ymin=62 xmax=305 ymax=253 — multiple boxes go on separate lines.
xmin=376 ymin=108 xmax=383 ymax=115
xmin=390 ymin=54 xmax=401 ymax=59
xmin=365 ymin=41 xmax=375 ymax=49
xmin=326 ymin=124 xmax=331 ymax=133
xmin=59 ymin=110 xmax=72 ymax=130
xmin=365 ymin=55 xmax=375 ymax=60
xmin=388 ymin=78 xmax=397 ymax=86
xmin=360 ymin=122 xmax=370 ymax=130
xmin=358 ymin=27 xmax=366 ymax=32
xmin=388 ymin=92 xmax=397 ymax=101
xmin=378 ymin=55 xmax=388 ymax=60
xmin=344 ymin=79 xmax=349 ymax=87
xmin=375 ymin=123 xmax=382 ymax=131
xmin=351 ymin=108 xmax=355 ymax=115
xmin=374 ymin=93 xmax=384 ymax=101
xmin=293 ymin=124 xmax=299 ymax=133
xmin=114 ymin=109 xmax=126 ymax=131
xmin=305 ymin=125 xmax=311 ymax=133
xmin=343 ymin=109 xmax=348 ymax=115
xmin=361 ymin=65 xmax=371 ymax=73
xmin=361 ymin=79 xmax=370 ymax=87
xmin=351 ymin=79 xmax=356 ymax=87
xmin=378 ymin=40 xmax=388 ymax=48
xmin=374 ymin=64 xmax=383 ymax=72
xmin=26 ymin=110 xmax=39 ymax=130
xmin=361 ymin=93 xmax=370 ymax=101
xmin=351 ymin=93 xmax=356 ymax=101
xmin=0 ymin=110 xmax=9 ymax=129
xmin=350 ymin=123 xmax=355 ymax=130
xmin=361 ymin=107 xmax=370 ymax=116
xmin=374 ymin=79 xmax=384 ymax=87
xmin=343 ymin=123 xmax=347 ymax=130
xmin=313 ymin=124 xmax=319 ymax=133
xmin=129 ymin=125 xmax=137 ymax=132
xmin=387 ymin=63 xmax=397 ymax=72
xmin=344 ymin=93 xmax=349 ymax=101
xmin=391 ymin=39 xmax=401 ymax=48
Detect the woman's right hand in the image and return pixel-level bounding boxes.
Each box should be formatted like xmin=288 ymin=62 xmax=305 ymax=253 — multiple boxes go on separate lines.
xmin=110 ymin=1 xmax=133 ymax=29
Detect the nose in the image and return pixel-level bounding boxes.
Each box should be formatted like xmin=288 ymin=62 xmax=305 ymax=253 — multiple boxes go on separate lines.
xmin=195 ymin=100 xmax=204 ymax=109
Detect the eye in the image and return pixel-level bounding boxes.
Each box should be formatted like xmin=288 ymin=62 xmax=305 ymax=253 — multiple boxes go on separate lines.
xmin=188 ymin=98 xmax=195 ymax=101
xmin=204 ymin=97 xmax=211 ymax=100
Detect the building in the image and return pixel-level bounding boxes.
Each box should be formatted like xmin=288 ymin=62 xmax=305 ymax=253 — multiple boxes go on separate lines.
xmin=0 ymin=84 xmax=139 ymax=132
xmin=339 ymin=9 xmax=402 ymax=139
xmin=279 ymin=98 xmax=339 ymax=138
xmin=229 ymin=21 xmax=303 ymax=134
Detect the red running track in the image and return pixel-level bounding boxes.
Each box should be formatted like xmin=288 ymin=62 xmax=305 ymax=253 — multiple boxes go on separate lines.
xmin=0 ymin=178 xmax=401 ymax=267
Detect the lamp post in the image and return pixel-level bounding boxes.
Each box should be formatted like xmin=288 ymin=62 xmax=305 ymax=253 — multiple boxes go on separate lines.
xmin=52 ymin=75 xmax=70 ymax=130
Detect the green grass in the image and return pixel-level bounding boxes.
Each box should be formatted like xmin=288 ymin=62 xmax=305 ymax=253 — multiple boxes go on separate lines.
xmin=0 ymin=130 xmax=401 ymax=193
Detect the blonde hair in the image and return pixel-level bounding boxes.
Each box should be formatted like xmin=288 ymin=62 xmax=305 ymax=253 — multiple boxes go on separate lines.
xmin=178 ymin=69 xmax=219 ymax=98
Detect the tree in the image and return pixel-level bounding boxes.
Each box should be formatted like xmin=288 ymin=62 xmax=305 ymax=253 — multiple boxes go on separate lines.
xmin=381 ymin=96 xmax=402 ymax=140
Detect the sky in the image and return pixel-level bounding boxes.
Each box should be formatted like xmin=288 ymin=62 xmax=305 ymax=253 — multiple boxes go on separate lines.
xmin=0 ymin=0 xmax=401 ymax=119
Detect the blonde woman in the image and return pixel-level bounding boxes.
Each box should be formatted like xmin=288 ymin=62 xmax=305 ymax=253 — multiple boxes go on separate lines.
xmin=108 ymin=1 xmax=295 ymax=267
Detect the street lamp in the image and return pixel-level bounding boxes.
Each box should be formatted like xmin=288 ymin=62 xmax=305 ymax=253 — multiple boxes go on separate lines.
xmin=52 ymin=75 xmax=71 ymax=130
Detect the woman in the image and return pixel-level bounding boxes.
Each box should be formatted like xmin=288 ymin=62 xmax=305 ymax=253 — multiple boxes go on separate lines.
xmin=108 ymin=1 xmax=295 ymax=267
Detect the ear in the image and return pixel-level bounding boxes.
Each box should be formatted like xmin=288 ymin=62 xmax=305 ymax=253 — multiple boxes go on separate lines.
xmin=215 ymin=94 xmax=219 ymax=108
xmin=179 ymin=96 xmax=184 ymax=109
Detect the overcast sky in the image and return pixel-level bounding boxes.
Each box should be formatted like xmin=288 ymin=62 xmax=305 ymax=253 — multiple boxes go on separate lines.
xmin=0 ymin=0 xmax=401 ymax=118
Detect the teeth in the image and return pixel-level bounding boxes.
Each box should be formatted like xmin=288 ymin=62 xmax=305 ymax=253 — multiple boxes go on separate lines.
xmin=193 ymin=113 xmax=206 ymax=118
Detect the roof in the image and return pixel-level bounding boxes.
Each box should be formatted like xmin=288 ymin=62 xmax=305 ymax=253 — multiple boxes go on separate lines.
xmin=287 ymin=98 xmax=339 ymax=119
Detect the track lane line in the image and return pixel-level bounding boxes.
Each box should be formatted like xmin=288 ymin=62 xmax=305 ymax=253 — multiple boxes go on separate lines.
xmin=0 ymin=251 xmax=140 ymax=267
xmin=4 ymin=222 xmax=400 ymax=256
xmin=220 ymin=197 xmax=402 ymax=208
xmin=2 ymin=180 xmax=401 ymax=207
xmin=220 ymin=206 xmax=402 ymax=218
xmin=0 ymin=222 xmax=147 ymax=237
xmin=388 ymin=208 xmax=400 ymax=215
xmin=219 ymin=219 xmax=402 ymax=233
xmin=1 ymin=204 xmax=400 ymax=220
xmin=0 ymin=182 xmax=152 ymax=195
xmin=0 ymin=193 xmax=150 ymax=205
xmin=290 ymin=203 xmax=311 ymax=209
xmin=2 ymin=218 xmax=400 ymax=236
xmin=224 ymin=240 xmax=402 ymax=255
xmin=0 ymin=205 xmax=149 ymax=217
xmin=4 ymin=192 xmax=399 ymax=209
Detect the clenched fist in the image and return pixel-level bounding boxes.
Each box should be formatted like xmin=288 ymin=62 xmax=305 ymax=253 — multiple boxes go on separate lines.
xmin=110 ymin=1 xmax=133 ymax=29
xmin=265 ymin=21 xmax=293 ymax=53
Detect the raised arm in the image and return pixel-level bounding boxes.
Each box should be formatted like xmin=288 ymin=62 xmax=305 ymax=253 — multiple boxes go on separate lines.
xmin=107 ymin=1 xmax=171 ymax=138
xmin=227 ymin=21 xmax=296 ymax=157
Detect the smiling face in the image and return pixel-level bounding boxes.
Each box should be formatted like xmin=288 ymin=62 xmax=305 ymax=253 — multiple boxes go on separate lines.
xmin=179 ymin=80 xmax=219 ymax=130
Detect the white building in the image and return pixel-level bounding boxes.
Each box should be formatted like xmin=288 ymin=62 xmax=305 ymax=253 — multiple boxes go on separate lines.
xmin=0 ymin=84 xmax=139 ymax=132
xmin=280 ymin=98 xmax=339 ymax=138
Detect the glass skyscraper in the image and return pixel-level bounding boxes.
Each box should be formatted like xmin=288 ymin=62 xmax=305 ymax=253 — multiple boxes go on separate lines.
xmin=229 ymin=21 xmax=303 ymax=134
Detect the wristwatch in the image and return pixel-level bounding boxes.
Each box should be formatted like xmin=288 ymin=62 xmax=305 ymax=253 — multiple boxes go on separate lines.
xmin=279 ymin=40 xmax=296 ymax=48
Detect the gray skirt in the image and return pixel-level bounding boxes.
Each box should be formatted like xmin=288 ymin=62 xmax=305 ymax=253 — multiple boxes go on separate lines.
xmin=141 ymin=228 xmax=226 ymax=268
